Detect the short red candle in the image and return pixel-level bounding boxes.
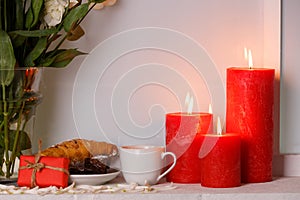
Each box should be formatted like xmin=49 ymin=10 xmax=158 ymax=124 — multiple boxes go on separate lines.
xmin=226 ymin=67 xmax=275 ymax=183
xmin=200 ymin=133 xmax=241 ymax=188
xmin=165 ymin=112 xmax=213 ymax=183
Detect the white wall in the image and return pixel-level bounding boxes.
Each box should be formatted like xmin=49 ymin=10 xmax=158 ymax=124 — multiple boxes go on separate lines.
xmin=281 ymin=0 xmax=300 ymax=154
xmin=34 ymin=0 xmax=281 ymax=152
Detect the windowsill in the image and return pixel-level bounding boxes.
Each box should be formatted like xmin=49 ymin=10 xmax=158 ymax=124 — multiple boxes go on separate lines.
xmin=0 ymin=176 xmax=300 ymax=200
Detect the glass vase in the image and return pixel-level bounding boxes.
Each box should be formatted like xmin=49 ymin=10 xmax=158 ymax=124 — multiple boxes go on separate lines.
xmin=0 ymin=67 xmax=43 ymax=182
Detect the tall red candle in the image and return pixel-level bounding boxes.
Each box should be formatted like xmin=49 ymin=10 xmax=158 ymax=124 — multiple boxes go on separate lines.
xmin=226 ymin=67 xmax=275 ymax=183
xmin=200 ymin=133 xmax=241 ymax=188
xmin=166 ymin=112 xmax=212 ymax=183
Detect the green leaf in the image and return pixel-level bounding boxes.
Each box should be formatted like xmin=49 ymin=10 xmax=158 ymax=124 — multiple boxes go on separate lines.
xmin=0 ymin=30 xmax=16 ymax=86
xmin=31 ymin=0 xmax=44 ymax=27
xmin=9 ymin=28 xmax=58 ymax=37
xmin=15 ymin=0 xmax=24 ymax=30
xmin=25 ymin=0 xmax=43 ymax=28
xmin=24 ymin=37 xmax=48 ymax=67
xmin=63 ymin=4 xmax=89 ymax=32
xmin=25 ymin=7 xmax=34 ymax=29
xmin=43 ymin=49 xmax=86 ymax=68
xmin=39 ymin=56 xmax=56 ymax=67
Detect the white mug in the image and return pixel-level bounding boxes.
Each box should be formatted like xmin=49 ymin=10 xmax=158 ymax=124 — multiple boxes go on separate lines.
xmin=119 ymin=145 xmax=176 ymax=185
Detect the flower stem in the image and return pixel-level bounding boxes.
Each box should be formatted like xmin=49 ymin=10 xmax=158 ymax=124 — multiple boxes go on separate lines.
xmin=1 ymin=84 xmax=10 ymax=178
xmin=9 ymin=101 xmax=25 ymax=176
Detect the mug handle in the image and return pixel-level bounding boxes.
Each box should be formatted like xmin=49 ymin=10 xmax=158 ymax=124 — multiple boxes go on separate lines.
xmin=156 ymin=152 xmax=176 ymax=182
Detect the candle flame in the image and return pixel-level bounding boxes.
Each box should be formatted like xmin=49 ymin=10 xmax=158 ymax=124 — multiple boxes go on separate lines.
xmin=208 ymin=104 xmax=213 ymax=114
xmin=248 ymin=49 xmax=253 ymax=69
xmin=185 ymin=92 xmax=193 ymax=114
xmin=217 ymin=117 xmax=222 ymax=135
xmin=244 ymin=48 xmax=253 ymax=69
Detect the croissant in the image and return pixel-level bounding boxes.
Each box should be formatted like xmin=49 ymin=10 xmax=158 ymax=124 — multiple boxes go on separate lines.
xmin=40 ymin=139 xmax=118 ymax=163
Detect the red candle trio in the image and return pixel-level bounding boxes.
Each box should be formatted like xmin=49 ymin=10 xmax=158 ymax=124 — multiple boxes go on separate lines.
xmin=165 ymin=49 xmax=275 ymax=187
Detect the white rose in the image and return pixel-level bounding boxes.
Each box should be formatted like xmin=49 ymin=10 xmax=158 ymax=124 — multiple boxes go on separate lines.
xmin=43 ymin=0 xmax=69 ymax=27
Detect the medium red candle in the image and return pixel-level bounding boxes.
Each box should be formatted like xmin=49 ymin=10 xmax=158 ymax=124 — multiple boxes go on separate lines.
xmin=166 ymin=112 xmax=212 ymax=183
xmin=200 ymin=132 xmax=241 ymax=188
xmin=226 ymin=67 xmax=275 ymax=183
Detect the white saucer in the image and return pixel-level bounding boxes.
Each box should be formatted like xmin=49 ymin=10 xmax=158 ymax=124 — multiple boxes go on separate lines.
xmin=70 ymin=170 xmax=120 ymax=185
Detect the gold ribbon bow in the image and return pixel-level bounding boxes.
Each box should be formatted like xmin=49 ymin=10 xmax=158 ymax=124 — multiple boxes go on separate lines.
xmin=19 ymin=141 xmax=69 ymax=188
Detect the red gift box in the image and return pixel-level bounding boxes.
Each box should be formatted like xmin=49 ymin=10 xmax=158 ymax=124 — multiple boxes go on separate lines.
xmin=17 ymin=155 xmax=70 ymax=188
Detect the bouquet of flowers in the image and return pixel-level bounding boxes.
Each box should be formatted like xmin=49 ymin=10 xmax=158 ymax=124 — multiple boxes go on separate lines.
xmin=0 ymin=0 xmax=116 ymax=178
